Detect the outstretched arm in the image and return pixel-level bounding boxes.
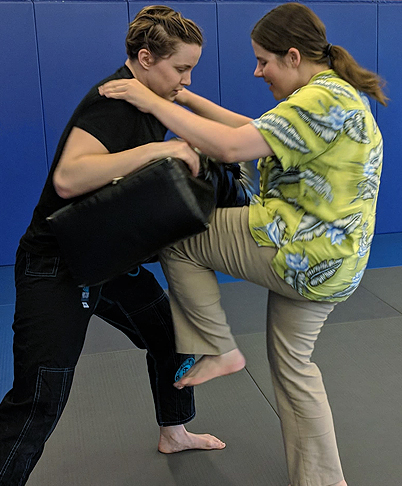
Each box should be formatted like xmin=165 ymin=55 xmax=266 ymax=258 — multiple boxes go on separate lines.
xmin=175 ymin=89 xmax=252 ymax=128
xmin=98 ymin=80 xmax=273 ymax=163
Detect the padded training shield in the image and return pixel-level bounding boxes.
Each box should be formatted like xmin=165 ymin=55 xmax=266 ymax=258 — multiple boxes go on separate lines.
xmin=47 ymin=157 xmax=215 ymax=287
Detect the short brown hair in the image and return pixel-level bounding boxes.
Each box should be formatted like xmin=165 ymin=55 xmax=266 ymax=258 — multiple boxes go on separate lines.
xmin=126 ymin=5 xmax=203 ymax=61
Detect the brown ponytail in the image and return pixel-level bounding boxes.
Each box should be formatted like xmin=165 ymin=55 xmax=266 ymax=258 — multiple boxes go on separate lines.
xmin=328 ymin=45 xmax=388 ymax=106
xmin=251 ymin=2 xmax=388 ymax=106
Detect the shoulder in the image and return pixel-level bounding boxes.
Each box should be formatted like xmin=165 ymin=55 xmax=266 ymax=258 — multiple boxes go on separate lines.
xmin=294 ymin=71 xmax=365 ymax=112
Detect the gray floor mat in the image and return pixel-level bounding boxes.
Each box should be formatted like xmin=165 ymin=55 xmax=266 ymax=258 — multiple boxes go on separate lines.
xmin=361 ymin=266 xmax=402 ymax=313
xmin=81 ymin=277 xmax=401 ymax=358
xmin=237 ymin=316 xmax=402 ymax=486
xmin=27 ymin=349 xmax=288 ymax=486
xmin=2 ymin=267 xmax=400 ymax=485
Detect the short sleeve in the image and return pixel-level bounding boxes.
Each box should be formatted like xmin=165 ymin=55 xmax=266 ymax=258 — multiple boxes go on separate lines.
xmin=251 ymin=85 xmax=346 ymax=170
xmin=75 ymin=96 xmax=143 ymax=154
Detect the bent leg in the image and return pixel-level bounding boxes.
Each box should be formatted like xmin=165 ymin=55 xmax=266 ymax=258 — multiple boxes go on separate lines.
xmin=97 ymin=269 xmax=225 ymax=452
xmin=0 ymin=249 xmax=97 ymax=485
xmin=266 ymin=291 xmax=344 ymax=486
xmin=97 ymin=268 xmax=196 ymax=426
xmin=159 ymin=206 xmax=302 ymax=387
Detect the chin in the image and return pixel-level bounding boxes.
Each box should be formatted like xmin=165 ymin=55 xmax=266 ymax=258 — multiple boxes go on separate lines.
xmin=272 ymin=92 xmax=284 ymax=101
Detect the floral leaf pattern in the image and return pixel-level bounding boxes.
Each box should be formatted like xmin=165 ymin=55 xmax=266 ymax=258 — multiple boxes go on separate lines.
xmin=265 ymin=162 xmax=301 ymax=199
xmin=311 ymin=79 xmax=357 ymax=101
xmin=327 ymin=269 xmax=365 ymax=299
xmin=326 ymin=213 xmax=362 ymax=244
xmin=253 ymin=113 xmax=310 ymax=154
xmin=358 ymin=91 xmax=371 ymax=112
xmin=306 ymin=258 xmax=343 ymax=287
xmin=293 ymin=105 xmax=358 ymax=144
xmin=284 ymin=253 xmax=309 ymax=294
xmin=344 ymin=111 xmax=370 ymax=144
xmin=293 ymin=106 xmax=338 ymax=143
xmin=284 ymin=268 xmax=307 ymax=295
xmin=284 ymin=253 xmax=343 ymax=293
xmin=301 ymin=169 xmax=333 ymax=202
xmin=353 ymin=140 xmax=383 ymax=202
xmin=292 ymin=213 xmax=362 ymax=245
xmin=254 ymin=215 xmax=288 ymax=247
xmin=292 ymin=214 xmax=327 ymax=242
xmin=357 ymin=222 xmax=373 ymax=259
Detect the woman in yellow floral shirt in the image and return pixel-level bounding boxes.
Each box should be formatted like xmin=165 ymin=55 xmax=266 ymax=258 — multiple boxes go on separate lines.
xmin=99 ymin=3 xmax=387 ymax=485
xmin=250 ymin=68 xmax=383 ymax=302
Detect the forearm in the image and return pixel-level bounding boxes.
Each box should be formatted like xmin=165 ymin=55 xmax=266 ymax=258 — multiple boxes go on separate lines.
xmin=151 ymin=98 xmax=242 ymax=162
xmin=54 ymin=142 xmax=173 ymax=199
xmin=178 ymin=90 xmax=252 ymax=128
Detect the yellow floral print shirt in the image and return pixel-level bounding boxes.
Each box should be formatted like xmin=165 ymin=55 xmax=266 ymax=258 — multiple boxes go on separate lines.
xmin=249 ymin=70 xmax=383 ymax=302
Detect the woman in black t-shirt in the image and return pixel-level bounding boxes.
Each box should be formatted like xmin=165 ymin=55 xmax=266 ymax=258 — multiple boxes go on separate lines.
xmin=0 ymin=7 xmax=227 ymax=485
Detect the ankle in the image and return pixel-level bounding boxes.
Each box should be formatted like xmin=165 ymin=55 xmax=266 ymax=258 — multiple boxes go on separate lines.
xmin=159 ymin=424 xmax=185 ymax=438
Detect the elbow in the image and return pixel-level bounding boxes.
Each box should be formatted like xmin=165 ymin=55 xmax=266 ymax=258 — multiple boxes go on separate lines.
xmin=211 ymin=135 xmax=245 ymax=163
xmin=53 ymin=173 xmax=76 ymax=199
xmin=217 ymin=147 xmax=243 ymax=164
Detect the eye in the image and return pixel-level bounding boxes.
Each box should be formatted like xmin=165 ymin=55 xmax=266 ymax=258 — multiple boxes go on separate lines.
xmin=176 ymin=67 xmax=187 ymax=74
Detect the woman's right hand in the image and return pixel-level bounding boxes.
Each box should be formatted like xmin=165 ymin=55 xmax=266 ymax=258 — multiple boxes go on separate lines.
xmin=98 ymin=79 xmax=158 ymax=114
xmin=157 ymin=139 xmax=200 ymax=177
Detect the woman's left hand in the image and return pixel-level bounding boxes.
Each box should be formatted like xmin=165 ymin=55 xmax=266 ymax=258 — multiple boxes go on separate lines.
xmin=98 ymin=79 xmax=157 ymax=114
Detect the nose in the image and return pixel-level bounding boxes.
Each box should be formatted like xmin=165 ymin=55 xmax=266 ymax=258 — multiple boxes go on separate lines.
xmin=181 ymin=71 xmax=191 ymax=86
xmin=254 ymin=64 xmax=263 ymax=78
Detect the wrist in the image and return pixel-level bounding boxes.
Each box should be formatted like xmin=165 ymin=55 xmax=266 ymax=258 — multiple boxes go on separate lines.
xmin=175 ymin=88 xmax=191 ymax=107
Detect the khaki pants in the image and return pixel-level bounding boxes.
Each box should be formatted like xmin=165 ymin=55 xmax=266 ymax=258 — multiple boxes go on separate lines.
xmin=160 ymin=207 xmax=344 ymax=486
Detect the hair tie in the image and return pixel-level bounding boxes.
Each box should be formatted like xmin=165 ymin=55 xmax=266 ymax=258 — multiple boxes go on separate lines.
xmin=324 ymin=43 xmax=333 ymax=57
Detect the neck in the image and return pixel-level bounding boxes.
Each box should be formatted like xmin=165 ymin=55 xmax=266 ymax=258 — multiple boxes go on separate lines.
xmin=125 ymin=59 xmax=146 ymax=85
xmin=300 ymin=61 xmax=329 ymax=86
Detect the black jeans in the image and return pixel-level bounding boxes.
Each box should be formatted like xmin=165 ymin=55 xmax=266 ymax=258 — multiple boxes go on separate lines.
xmin=0 ymin=248 xmax=195 ymax=486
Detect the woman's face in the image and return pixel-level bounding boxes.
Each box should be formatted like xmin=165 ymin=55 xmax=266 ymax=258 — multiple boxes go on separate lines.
xmin=146 ymin=42 xmax=202 ymax=101
xmin=252 ymin=40 xmax=299 ymax=101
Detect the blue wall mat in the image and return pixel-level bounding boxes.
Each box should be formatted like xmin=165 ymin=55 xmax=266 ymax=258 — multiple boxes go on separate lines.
xmin=34 ymin=1 xmax=129 ymax=166
xmin=217 ymin=0 xmax=377 ymax=2
xmin=367 ymin=233 xmax=402 ymax=269
xmin=376 ymin=4 xmax=402 ymax=235
xmin=0 ymin=265 xmax=15 ymax=307
xmin=0 ymin=304 xmax=15 ymax=402
xmin=128 ymin=2 xmax=220 ymax=104
xmin=0 ymin=2 xmax=48 ymax=266
xmin=218 ymin=2 xmax=279 ymax=119
xmin=218 ymin=2 xmax=377 ymax=117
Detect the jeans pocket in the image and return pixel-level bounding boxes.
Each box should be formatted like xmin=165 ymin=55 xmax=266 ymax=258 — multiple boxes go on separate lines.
xmin=25 ymin=252 xmax=60 ymax=277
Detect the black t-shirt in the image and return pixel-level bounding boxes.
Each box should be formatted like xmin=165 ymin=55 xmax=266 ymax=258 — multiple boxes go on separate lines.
xmin=20 ymin=65 xmax=167 ymax=256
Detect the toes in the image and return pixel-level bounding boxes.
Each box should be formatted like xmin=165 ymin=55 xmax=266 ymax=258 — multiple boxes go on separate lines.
xmin=213 ymin=439 xmax=226 ymax=450
xmin=199 ymin=434 xmax=226 ymax=450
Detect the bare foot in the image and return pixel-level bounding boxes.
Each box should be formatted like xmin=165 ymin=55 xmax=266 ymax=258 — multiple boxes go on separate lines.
xmin=158 ymin=425 xmax=226 ymax=453
xmin=174 ymin=348 xmax=246 ymax=389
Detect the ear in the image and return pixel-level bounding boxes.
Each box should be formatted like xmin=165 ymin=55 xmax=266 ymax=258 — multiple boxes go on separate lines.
xmin=137 ymin=48 xmax=156 ymax=70
xmin=287 ymin=47 xmax=301 ymax=68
